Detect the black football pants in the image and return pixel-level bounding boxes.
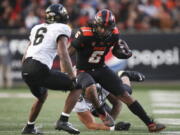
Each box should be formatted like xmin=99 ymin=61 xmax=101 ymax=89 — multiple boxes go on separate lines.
xmin=77 ymin=66 xmax=126 ymax=96
xmin=22 ymin=57 xmax=74 ymax=98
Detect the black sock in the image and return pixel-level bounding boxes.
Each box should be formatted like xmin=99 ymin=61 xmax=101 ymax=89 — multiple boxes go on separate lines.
xmin=128 ymin=101 xmax=153 ymax=125
xmin=59 ymin=115 xmax=69 ymax=122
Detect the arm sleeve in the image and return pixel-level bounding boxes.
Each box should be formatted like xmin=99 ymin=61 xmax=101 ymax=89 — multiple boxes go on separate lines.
xmin=71 ymin=29 xmax=84 ymax=49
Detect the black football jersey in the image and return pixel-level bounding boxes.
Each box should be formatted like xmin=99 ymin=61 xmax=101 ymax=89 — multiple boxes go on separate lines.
xmin=71 ymin=26 xmax=120 ymax=70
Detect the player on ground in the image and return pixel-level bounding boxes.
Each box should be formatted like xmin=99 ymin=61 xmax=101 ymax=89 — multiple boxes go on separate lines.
xmin=69 ymin=9 xmax=166 ymax=132
xmin=21 ymin=4 xmax=81 ymax=134
xmin=73 ymin=71 xmax=144 ymax=131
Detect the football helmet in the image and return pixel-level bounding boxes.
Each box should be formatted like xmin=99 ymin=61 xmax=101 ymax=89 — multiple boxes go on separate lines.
xmin=93 ymin=9 xmax=116 ymax=38
xmin=45 ymin=4 xmax=69 ymax=24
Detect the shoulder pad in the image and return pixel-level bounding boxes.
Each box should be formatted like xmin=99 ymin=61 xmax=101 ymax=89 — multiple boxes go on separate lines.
xmin=80 ymin=27 xmax=93 ymax=36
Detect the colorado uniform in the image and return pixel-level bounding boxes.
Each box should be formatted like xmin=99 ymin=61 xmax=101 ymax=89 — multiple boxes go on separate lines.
xmin=73 ymin=84 xmax=109 ymax=112
xmin=22 ymin=23 xmax=74 ymax=98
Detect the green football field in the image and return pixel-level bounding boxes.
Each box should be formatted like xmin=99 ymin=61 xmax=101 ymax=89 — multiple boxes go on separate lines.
xmin=0 ymin=84 xmax=180 ymax=135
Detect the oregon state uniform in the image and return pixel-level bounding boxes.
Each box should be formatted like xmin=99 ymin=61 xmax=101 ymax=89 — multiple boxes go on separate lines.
xmin=71 ymin=26 xmax=128 ymax=95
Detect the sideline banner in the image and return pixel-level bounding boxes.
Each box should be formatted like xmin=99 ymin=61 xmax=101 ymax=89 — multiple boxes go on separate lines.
xmin=120 ymin=33 xmax=180 ymax=80
xmin=1 ymin=33 xmax=180 ymax=82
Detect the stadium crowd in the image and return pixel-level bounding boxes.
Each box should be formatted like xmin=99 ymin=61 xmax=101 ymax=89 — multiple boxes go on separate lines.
xmin=0 ymin=0 xmax=180 ymax=32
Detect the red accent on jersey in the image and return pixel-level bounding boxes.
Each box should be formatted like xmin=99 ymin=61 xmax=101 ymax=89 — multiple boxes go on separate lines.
xmin=105 ymin=48 xmax=113 ymax=61
xmin=81 ymin=27 xmax=93 ymax=36
xmin=112 ymin=27 xmax=119 ymax=34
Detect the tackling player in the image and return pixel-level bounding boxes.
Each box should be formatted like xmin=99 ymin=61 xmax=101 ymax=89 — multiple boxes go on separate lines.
xmin=21 ymin=4 xmax=81 ymax=134
xmin=69 ymin=9 xmax=166 ymax=132
xmin=73 ymin=71 xmax=144 ymax=131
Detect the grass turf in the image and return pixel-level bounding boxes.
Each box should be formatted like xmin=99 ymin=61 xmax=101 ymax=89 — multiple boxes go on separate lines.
xmin=0 ymin=87 xmax=180 ymax=135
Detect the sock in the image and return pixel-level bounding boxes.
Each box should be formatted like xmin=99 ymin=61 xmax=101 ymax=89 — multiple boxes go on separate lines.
xmin=110 ymin=126 xmax=115 ymax=131
xmin=27 ymin=121 xmax=35 ymax=125
xmin=128 ymin=101 xmax=153 ymax=126
xmin=59 ymin=112 xmax=70 ymax=122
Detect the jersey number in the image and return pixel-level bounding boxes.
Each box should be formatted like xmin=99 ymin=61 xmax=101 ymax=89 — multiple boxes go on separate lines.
xmin=33 ymin=27 xmax=47 ymax=45
xmin=88 ymin=51 xmax=104 ymax=63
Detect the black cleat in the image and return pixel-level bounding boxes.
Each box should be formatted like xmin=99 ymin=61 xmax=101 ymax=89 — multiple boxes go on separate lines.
xmin=21 ymin=124 xmax=43 ymax=134
xmin=118 ymin=71 xmax=145 ymax=82
xmin=148 ymin=122 xmax=166 ymax=132
xmin=115 ymin=121 xmax=131 ymax=131
xmin=55 ymin=121 xmax=80 ymax=134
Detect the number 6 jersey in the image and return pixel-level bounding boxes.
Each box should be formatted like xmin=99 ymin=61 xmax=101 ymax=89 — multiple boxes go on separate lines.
xmin=25 ymin=23 xmax=71 ymax=69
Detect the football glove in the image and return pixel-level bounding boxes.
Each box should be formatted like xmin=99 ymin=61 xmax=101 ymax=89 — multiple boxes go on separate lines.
xmin=112 ymin=39 xmax=132 ymax=59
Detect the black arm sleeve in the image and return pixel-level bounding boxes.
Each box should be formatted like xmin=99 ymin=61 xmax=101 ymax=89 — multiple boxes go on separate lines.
xmin=71 ymin=29 xmax=84 ymax=49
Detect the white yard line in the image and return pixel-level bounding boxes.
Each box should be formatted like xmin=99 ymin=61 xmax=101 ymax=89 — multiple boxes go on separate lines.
xmin=152 ymin=103 xmax=180 ymax=108
xmin=156 ymin=118 xmax=180 ymax=125
xmin=153 ymin=109 xmax=180 ymax=114
xmin=0 ymin=93 xmax=33 ymax=98
xmin=150 ymin=90 xmax=180 ymax=126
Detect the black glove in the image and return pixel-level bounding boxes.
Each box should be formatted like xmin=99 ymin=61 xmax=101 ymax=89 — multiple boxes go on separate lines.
xmin=112 ymin=39 xmax=132 ymax=59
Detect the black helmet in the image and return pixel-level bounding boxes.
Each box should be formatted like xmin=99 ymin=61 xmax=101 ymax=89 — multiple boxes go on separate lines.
xmin=93 ymin=9 xmax=116 ymax=38
xmin=94 ymin=9 xmax=116 ymax=30
xmin=45 ymin=4 xmax=69 ymax=24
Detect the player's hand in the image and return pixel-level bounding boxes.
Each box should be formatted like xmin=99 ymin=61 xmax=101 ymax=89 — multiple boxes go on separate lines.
xmin=112 ymin=39 xmax=132 ymax=59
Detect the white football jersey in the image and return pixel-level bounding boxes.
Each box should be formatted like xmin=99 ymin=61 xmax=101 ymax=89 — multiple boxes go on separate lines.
xmin=25 ymin=23 xmax=71 ymax=69
xmin=73 ymin=84 xmax=109 ymax=112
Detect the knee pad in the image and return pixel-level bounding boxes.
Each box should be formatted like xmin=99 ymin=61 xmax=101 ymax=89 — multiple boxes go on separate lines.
xmin=77 ymin=72 xmax=96 ymax=89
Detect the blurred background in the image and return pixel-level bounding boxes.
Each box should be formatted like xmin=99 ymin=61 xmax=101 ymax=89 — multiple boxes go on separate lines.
xmin=0 ymin=0 xmax=180 ymax=88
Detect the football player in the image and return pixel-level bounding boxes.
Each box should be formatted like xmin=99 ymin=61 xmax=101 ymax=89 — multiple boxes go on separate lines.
xmin=69 ymin=9 xmax=165 ymax=132
xmin=21 ymin=4 xmax=81 ymax=134
xmin=73 ymin=71 xmax=145 ymax=131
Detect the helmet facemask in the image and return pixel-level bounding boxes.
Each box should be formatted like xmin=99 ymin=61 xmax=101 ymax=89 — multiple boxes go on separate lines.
xmin=45 ymin=4 xmax=69 ymax=24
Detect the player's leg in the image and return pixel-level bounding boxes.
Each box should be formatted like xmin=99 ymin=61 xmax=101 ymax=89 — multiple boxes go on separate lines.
xmin=21 ymin=84 xmax=47 ymax=134
xmin=42 ymin=69 xmax=81 ymax=134
xmin=21 ymin=58 xmax=48 ymax=134
xmin=77 ymin=71 xmax=114 ymax=127
xmin=97 ymin=67 xmax=165 ymax=132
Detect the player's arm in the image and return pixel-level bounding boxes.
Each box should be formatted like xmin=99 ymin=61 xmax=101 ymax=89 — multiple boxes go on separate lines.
xmin=106 ymin=93 xmax=122 ymax=120
xmin=112 ymin=39 xmax=132 ymax=59
xmin=77 ymin=111 xmax=110 ymax=130
xmin=57 ymin=36 xmax=75 ymax=79
xmin=69 ymin=29 xmax=83 ymax=56
xmin=22 ymin=42 xmax=30 ymax=63
xmin=68 ymin=44 xmax=76 ymax=56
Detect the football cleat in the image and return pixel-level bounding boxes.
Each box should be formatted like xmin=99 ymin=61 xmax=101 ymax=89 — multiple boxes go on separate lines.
xmin=21 ymin=124 xmax=43 ymax=134
xmin=148 ymin=122 xmax=166 ymax=132
xmin=55 ymin=120 xmax=80 ymax=134
xmin=118 ymin=71 xmax=145 ymax=82
xmin=115 ymin=121 xmax=131 ymax=131
xmin=99 ymin=112 xmax=115 ymax=127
